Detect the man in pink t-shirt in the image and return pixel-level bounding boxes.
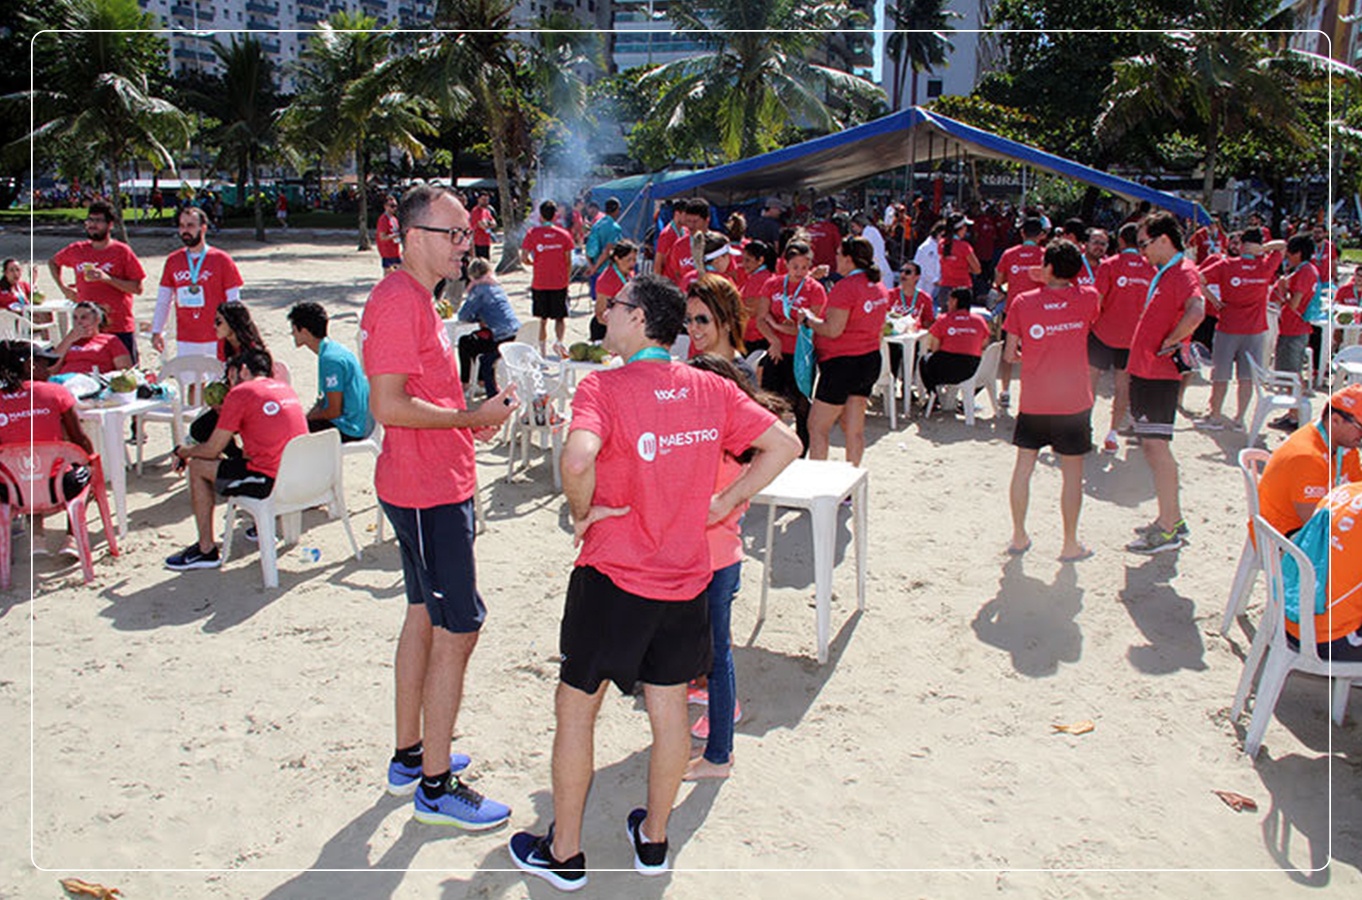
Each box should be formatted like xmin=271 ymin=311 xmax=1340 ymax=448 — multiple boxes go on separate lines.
xmin=520 ymin=198 xmax=575 ymax=356
xmin=1089 ymin=223 xmax=1156 ymax=452
xmin=993 ymin=216 xmax=1047 ymax=406
xmin=508 ymin=274 xmax=799 ymax=888
xmin=165 ymin=349 xmax=306 ymax=572
xmin=376 ymin=195 xmax=403 ymax=270
xmin=469 ymin=193 xmax=497 ymax=260
xmin=1003 ymin=240 xmax=1100 ymax=561
xmin=152 ymin=206 xmax=244 ymax=358
xmin=48 ymin=200 xmax=146 ymax=364
xmin=361 ymin=185 xmax=519 ymax=830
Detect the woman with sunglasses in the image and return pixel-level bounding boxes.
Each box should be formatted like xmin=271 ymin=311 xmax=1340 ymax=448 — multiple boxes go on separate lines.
xmin=590 ymin=240 xmax=637 ymax=342
xmin=686 ymin=275 xmax=755 ymax=384
xmin=798 ymin=236 xmax=889 ymax=466
xmin=189 ymin=301 xmax=274 ymax=453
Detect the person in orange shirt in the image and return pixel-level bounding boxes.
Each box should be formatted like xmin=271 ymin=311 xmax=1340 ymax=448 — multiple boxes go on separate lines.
xmin=1257 ymin=384 xmax=1362 ymax=538
xmin=1287 ymin=481 xmax=1362 ymax=660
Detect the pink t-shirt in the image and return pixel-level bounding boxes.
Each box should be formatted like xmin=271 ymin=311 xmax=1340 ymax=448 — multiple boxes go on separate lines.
xmin=937 ymin=238 xmax=975 ymax=288
xmin=56 ymin=333 xmax=126 ymax=375
xmin=0 ymin=380 xmax=74 ymax=443
xmin=740 ymin=269 xmax=773 ymax=344
xmin=521 ymin=225 xmax=574 ymax=290
xmin=595 ymin=262 xmax=630 ymax=301
xmin=655 ymin=221 xmax=687 ymax=270
xmin=51 ymin=240 xmax=145 ymax=333
xmin=159 ymin=247 xmax=243 ymax=344
xmin=1004 ymin=284 xmax=1101 ymax=415
xmin=361 ymin=270 xmax=476 ymax=507
xmin=469 ymin=206 xmax=495 ymax=247
xmin=706 ymin=454 xmax=747 ymax=571
xmin=929 ymin=309 xmax=991 ymax=356
xmin=996 ymin=243 xmax=1045 ymax=312
xmin=1200 ymin=251 xmax=1281 ymax=334
xmin=806 ymin=220 xmax=841 ymax=269
xmin=1128 ymin=258 xmax=1203 ymax=381
xmin=0 ymin=281 xmax=32 ymax=311
xmin=216 ymin=378 xmax=307 ymax=478
xmin=664 ymin=238 xmax=697 ymax=287
xmin=376 ymin=212 xmax=402 ymax=259
xmin=817 ymin=271 xmax=889 ymax=360
xmin=889 ymin=287 xmax=935 ymax=325
xmin=1278 ymin=262 xmax=1319 ymax=337
xmin=764 ymin=274 xmax=827 ymax=355
xmin=569 ymin=361 xmax=776 ymax=600
xmin=1092 ymin=250 xmax=1155 ymax=349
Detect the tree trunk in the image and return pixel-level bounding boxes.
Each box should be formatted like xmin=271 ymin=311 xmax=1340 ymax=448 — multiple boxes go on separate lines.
xmin=1202 ymin=95 xmax=1221 ymax=210
xmin=910 ymin=68 xmax=920 ymax=110
xmin=110 ymin=153 xmax=129 ymax=244
xmin=251 ymin=153 xmax=266 ymax=243
xmin=357 ymin=143 xmax=372 ymax=252
xmin=739 ymin=82 xmax=762 ymax=159
xmin=487 ymin=98 xmax=521 ymax=275
xmin=890 ymin=50 xmax=903 ymax=109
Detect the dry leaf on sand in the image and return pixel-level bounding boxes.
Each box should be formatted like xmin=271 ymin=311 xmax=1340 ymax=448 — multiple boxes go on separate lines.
xmin=1212 ymin=790 xmax=1258 ymax=812
xmin=1051 ymin=720 xmax=1096 ymax=735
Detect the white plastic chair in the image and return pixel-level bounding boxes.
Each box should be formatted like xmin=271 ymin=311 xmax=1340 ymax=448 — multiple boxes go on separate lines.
xmin=135 ymin=356 xmax=223 ymax=470
xmin=1231 ymin=515 xmax=1362 ymax=757
xmin=1245 ymin=357 xmax=1311 ymax=448
xmin=340 ymin=422 xmax=386 ymax=542
xmin=220 ymin=429 xmax=361 ymax=588
xmin=923 ymin=340 xmax=1002 ymax=426
xmin=498 ymin=342 xmax=569 ymax=490
xmin=870 ymin=341 xmax=898 ymax=430
xmin=1220 ymin=448 xmax=1271 ymax=635
xmin=1332 ymin=344 xmax=1362 ymax=390
xmin=0 ymin=309 xmax=33 ymax=340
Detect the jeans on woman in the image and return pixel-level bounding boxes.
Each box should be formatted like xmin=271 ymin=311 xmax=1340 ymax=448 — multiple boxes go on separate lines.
xmin=704 ymin=560 xmax=742 ymax=765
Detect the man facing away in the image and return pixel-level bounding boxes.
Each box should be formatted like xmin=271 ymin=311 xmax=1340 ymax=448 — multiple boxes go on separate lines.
xmin=48 ymin=200 xmax=146 ymax=364
xmin=1124 ymin=211 xmax=1205 ymax=554
xmin=1089 ymin=223 xmax=1156 ymax=452
xmin=520 ymin=199 xmax=575 ymax=357
xmin=152 ymin=206 xmax=243 ymax=358
xmin=509 ymin=274 xmax=800 ymax=891
xmin=288 ymin=301 xmax=373 ymax=443
xmin=361 ymin=184 xmax=519 ymax=829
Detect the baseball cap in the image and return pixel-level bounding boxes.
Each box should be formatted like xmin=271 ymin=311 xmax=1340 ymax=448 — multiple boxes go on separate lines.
xmin=1330 ymin=384 xmax=1362 ymax=415
xmin=764 ymin=197 xmax=784 ymax=210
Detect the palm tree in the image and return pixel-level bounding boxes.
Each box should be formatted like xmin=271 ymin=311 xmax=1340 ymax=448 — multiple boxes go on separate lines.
xmin=281 ymin=13 xmax=436 ymax=250
xmin=14 ymin=0 xmax=189 ymax=241
xmin=885 ymin=0 xmax=960 ymax=110
xmin=640 ymin=0 xmax=885 ymax=161
xmin=1096 ymin=0 xmax=1309 ymax=206
xmin=180 ymin=36 xmax=282 ymax=242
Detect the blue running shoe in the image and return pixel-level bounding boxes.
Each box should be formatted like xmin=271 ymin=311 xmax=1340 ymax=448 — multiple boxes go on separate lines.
xmin=385 ymin=752 xmax=471 ymax=797
xmin=413 ymin=776 xmax=510 ymax=830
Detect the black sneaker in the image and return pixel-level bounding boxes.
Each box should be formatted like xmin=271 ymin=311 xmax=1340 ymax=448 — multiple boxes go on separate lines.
xmin=509 ymin=826 xmax=587 ymax=892
xmin=625 ymin=807 xmax=668 ymax=875
xmin=165 ymin=543 xmax=221 ymax=571
xmin=1268 ymin=416 xmax=1298 ymax=433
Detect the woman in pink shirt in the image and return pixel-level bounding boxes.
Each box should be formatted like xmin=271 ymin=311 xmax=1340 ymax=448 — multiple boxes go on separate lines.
xmin=934 ymin=213 xmax=982 ymax=310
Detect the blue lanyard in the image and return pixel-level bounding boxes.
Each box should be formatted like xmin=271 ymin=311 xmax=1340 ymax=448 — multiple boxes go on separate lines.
xmin=1081 ymin=257 xmax=1095 ymax=282
xmin=609 ymin=261 xmax=629 ymax=284
xmin=781 ymin=274 xmax=805 ymax=318
xmin=1144 ymin=252 xmax=1184 ymax=313
xmin=185 ymin=248 xmax=207 ymax=285
xmin=628 ymin=346 xmax=671 ymax=364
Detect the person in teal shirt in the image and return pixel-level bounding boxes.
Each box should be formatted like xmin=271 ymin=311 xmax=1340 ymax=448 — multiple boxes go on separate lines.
xmin=584 ymin=197 xmax=624 ymax=301
xmin=288 ymin=301 xmax=373 ymax=441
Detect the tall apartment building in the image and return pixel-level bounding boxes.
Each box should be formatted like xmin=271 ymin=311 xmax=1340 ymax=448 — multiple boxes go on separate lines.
xmin=136 ymin=0 xmax=437 ymax=91
xmin=881 ymin=0 xmax=997 ymax=109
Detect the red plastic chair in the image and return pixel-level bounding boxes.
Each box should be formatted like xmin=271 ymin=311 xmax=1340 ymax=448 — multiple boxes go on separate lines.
xmin=0 ymin=442 xmax=119 ymax=587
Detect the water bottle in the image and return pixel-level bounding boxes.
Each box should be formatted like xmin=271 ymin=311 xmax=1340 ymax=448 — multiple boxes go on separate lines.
xmin=297 ymin=547 xmax=321 ymax=564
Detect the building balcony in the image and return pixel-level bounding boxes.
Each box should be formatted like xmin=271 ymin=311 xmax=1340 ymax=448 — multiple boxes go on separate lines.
xmin=245 ymin=1 xmax=280 ymax=13
xmin=246 ymin=17 xmax=274 ymax=29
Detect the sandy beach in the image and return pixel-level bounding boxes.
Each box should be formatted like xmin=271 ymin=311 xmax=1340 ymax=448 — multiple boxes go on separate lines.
xmin=1 ymin=225 xmax=1359 ymax=899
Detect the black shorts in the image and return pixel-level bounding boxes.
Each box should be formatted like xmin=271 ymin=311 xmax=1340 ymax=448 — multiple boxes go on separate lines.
xmin=215 ymin=457 xmax=274 ymax=498
xmin=559 ymin=565 xmax=711 ymax=694
xmin=473 ymin=244 xmax=491 ymax=259
xmin=1011 ymin=409 xmax=1093 ymax=456
xmin=1087 ymin=332 xmax=1130 ymax=372
xmin=381 ymin=256 xmax=402 ymax=270
xmin=813 ymin=350 xmax=881 ymax=405
xmin=1129 ymin=375 xmax=1179 ymax=441
xmin=381 ymin=498 xmax=486 ymax=633
xmin=532 ymin=288 xmax=569 ymax=320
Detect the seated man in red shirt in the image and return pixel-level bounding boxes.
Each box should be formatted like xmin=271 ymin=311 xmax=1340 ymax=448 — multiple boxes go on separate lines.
xmin=51 ymin=301 xmax=132 ymax=375
xmin=165 ymin=349 xmax=307 ymax=571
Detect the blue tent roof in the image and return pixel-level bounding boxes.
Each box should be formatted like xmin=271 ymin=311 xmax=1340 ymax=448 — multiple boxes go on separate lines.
xmin=642 ymin=107 xmax=1211 ymax=225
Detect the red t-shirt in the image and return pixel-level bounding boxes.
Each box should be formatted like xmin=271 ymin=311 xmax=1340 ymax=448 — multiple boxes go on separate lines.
xmin=1 ymin=281 xmax=32 ymax=311
xmin=889 ymin=287 xmax=935 ymax=325
xmin=806 ymin=220 xmax=842 ymax=269
xmin=1004 ymin=284 xmax=1101 ymax=415
xmin=569 ymin=361 xmax=777 ymax=600
xmin=159 ymin=247 xmax=243 ymax=344
xmin=1278 ymin=262 xmax=1319 ymax=337
xmin=1128 ymin=257 xmax=1203 ymax=381
xmin=51 ymin=240 xmax=145 ymax=333
xmin=663 ymin=237 xmax=697 ymax=286
xmin=1076 ymin=254 xmax=1101 ymax=288
xmin=764 ymin=274 xmax=828 ymax=355
xmin=655 ymin=220 xmax=687 ymax=267
xmin=1188 ymin=226 xmax=1226 ymax=262
xmin=929 ymin=309 xmax=990 ymax=357
xmin=817 ymin=271 xmax=888 ymax=360
xmin=0 ymin=380 xmax=74 ymax=443
xmin=937 ymin=238 xmax=975 ymax=288
xmin=1200 ymin=252 xmax=1281 ymax=334
xmin=469 ymin=206 xmax=495 ymax=247
xmin=521 ymin=225 xmax=574 ymax=290
xmin=361 ymin=270 xmax=476 ymax=507
xmin=974 ymin=215 xmax=998 ymax=261
xmin=216 ymin=378 xmax=307 ymax=479
xmin=706 ymin=454 xmax=747 ymax=570
xmin=1337 ymin=276 xmax=1357 ymax=306
xmin=56 ymin=333 xmax=125 ymax=376
xmin=1313 ymin=239 xmax=1338 ymax=280
xmin=376 ymin=212 xmax=402 ymax=259
xmin=677 ymin=267 xmax=735 ymax=296
xmin=996 ymin=243 xmax=1045 ymax=312
xmin=740 ymin=269 xmax=772 ymax=344
xmin=595 ymin=262 xmax=630 ymax=301
xmin=1092 ymin=250 xmax=1155 ymax=349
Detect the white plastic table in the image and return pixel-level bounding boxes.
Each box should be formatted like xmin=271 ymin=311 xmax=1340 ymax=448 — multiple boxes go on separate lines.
xmin=881 ymin=327 xmax=928 ymax=420
xmin=751 ymin=459 xmax=868 ymax=664
xmin=77 ymin=397 xmax=164 ymax=538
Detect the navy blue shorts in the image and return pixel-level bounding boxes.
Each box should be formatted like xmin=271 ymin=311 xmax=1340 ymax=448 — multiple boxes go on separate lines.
xmin=381 ymin=498 xmax=486 ymax=633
